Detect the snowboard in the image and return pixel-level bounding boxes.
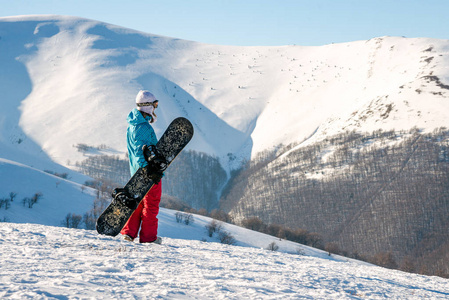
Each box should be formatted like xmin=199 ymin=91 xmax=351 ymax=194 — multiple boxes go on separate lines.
xmin=96 ymin=117 xmax=194 ymax=236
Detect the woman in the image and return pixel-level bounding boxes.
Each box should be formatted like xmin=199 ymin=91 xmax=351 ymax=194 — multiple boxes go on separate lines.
xmin=120 ymin=90 xmax=162 ymax=244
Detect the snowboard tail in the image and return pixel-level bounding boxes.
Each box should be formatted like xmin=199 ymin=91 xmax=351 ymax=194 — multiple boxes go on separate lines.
xmin=96 ymin=117 xmax=194 ymax=236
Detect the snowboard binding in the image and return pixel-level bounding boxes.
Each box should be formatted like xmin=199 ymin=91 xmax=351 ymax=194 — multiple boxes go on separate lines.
xmin=142 ymin=145 xmax=168 ymax=183
xmin=112 ymin=188 xmax=138 ymax=210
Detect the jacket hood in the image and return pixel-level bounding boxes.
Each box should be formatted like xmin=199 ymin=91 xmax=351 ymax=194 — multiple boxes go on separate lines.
xmin=127 ymin=108 xmax=150 ymax=126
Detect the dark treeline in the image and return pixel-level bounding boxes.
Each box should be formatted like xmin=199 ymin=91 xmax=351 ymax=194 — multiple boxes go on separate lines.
xmin=220 ymin=127 xmax=449 ymax=278
xmin=76 ymin=155 xmax=129 ymax=186
xmin=76 ymin=150 xmax=227 ymax=212
xmin=163 ymin=150 xmax=227 ymax=211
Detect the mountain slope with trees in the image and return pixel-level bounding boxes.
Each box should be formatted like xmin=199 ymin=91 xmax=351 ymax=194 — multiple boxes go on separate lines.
xmin=221 ymin=128 xmax=449 ymax=276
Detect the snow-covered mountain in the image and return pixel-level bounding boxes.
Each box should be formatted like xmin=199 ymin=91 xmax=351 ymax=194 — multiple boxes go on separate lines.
xmin=1 ymin=15 xmax=448 ymax=177
xmin=1 ymin=15 xmax=449 ymax=297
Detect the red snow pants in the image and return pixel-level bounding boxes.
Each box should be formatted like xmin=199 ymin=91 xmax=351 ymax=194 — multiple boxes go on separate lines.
xmin=120 ymin=182 xmax=162 ymax=243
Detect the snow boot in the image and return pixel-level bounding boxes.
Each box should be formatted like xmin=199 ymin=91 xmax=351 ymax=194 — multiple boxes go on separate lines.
xmin=123 ymin=234 xmax=134 ymax=242
xmin=145 ymin=237 xmax=162 ymax=244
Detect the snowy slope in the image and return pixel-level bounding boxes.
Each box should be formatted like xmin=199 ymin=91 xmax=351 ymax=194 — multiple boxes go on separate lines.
xmin=0 ymin=150 xmax=334 ymax=261
xmin=0 ymin=158 xmax=96 ymax=225
xmin=3 ymin=155 xmax=448 ymax=298
xmin=0 ymin=155 xmax=327 ymax=260
xmin=1 ymin=15 xmax=449 ymax=176
xmin=1 ymin=222 xmax=449 ymax=299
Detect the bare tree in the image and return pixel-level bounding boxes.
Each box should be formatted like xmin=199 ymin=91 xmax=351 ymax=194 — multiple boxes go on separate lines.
xmin=218 ymin=231 xmax=236 ymax=245
xmin=62 ymin=213 xmax=83 ymax=228
xmin=267 ymin=242 xmax=279 ymax=251
xmin=205 ymin=219 xmax=222 ymax=237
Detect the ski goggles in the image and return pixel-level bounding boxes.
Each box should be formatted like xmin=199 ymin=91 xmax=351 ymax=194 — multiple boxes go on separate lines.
xmin=137 ymin=100 xmax=159 ymax=107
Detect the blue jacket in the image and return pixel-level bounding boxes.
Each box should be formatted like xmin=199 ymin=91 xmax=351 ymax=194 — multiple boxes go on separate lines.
xmin=127 ymin=108 xmax=158 ymax=176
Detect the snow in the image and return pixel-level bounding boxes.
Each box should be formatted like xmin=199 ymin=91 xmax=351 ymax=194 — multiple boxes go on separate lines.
xmin=1 ymin=222 xmax=448 ymax=299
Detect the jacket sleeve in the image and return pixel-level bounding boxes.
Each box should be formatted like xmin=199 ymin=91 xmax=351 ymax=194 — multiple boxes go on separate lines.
xmin=133 ymin=123 xmax=158 ymax=168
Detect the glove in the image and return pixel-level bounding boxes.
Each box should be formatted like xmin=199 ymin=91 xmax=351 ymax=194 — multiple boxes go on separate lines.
xmin=142 ymin=164 xmax=164 ymax=184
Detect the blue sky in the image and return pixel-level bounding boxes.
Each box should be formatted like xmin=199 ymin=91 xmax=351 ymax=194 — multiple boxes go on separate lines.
xmin=1 ymin=0 xmax=448 ymax=46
